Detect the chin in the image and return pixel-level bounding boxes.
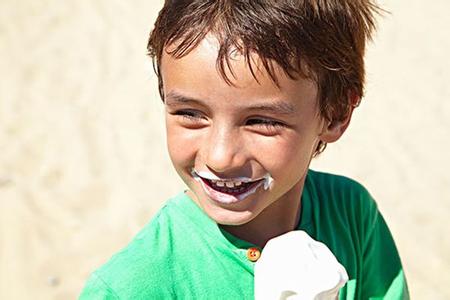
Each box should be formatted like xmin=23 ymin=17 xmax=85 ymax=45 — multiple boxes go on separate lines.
xmin=205 ymin=204 xmax=259 ymax=226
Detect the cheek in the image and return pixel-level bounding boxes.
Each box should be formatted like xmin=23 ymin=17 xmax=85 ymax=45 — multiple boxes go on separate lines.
xmin=166 ymin=122 xmax=200 ymax=168
xmin=250 ymin=134 xmax=316 ymax=176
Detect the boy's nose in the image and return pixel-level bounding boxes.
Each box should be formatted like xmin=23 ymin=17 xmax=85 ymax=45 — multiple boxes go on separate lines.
xmin=204 ymin=127 xmax=246 ymax=174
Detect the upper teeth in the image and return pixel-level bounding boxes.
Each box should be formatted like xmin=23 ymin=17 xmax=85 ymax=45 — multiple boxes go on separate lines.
xmin=211 ymin=180 xmax=242 ymax=188
xmin=226 ymin=182 xmax=234 ymax=188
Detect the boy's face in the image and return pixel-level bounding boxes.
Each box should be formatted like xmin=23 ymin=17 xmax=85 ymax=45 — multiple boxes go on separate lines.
xmin=161 ymin=36 xmax=338 ymax=226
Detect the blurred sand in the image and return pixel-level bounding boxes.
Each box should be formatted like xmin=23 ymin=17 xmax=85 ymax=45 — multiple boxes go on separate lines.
xmin=0 ymin=0 xmax=449 ymax=299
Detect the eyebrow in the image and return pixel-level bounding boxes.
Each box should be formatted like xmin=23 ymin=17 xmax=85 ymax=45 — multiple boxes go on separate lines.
xmin=165 ymin=91 xmax=296 ymax=115
xmin=165 ymin=91 xmax=202 ymax=106
xmin=246 ymin=101 xmax=295 ymax=115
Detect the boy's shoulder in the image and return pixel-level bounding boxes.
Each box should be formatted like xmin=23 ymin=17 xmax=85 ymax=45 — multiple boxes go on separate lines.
xmin=304 ymin=169 xmax=378 ymax=227
xmin=81 ymin=194 xmax=191 ymax=298
xmin=304 ymin=170 xmax=409 ymax=299
xmin=307 ymin=169 xmax=373 ymax=202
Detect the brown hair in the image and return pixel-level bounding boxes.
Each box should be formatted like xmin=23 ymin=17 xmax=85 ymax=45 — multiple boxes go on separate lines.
xmin=147 ymin=0 xmax=381 ymax=154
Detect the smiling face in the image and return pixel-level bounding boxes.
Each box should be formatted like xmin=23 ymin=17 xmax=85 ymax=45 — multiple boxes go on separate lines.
xmin=161 ymin=37 xmax=346 ymax=228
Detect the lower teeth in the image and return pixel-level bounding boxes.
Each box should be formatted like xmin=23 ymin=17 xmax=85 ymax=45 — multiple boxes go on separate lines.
xmin=216 ymin=186 xmax=245 ymax=193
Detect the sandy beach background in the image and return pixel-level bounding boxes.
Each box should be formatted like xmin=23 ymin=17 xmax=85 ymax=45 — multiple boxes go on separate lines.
xmin=1 ymin=0 xmax=449 ymax=299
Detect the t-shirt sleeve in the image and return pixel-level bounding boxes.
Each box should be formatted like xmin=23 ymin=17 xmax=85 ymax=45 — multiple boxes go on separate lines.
xmin=361 ymin=200 xmax=409 ymax=299
xmin=79 ymin=272 xmax=120 ymax=300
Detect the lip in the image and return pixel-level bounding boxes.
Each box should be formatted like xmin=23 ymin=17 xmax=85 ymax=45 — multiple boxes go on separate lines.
xmin=192 ymin=169 xmax=270 ymax=204
xmin=199 ymin=177 xmax=265 ymax=204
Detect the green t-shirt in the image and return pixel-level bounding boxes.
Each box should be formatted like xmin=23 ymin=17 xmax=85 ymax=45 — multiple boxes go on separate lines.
xmin=79 ymin=170 xmax=409 ymax=299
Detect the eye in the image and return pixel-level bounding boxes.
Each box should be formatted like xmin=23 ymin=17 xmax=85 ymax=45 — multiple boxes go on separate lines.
xmin=169 ymin=109 xmax=208 ymax=128
xmin=246 ymin=118 xmax=286 ymax=134
xmin=173 ymin=109 xmax=204 ymax=121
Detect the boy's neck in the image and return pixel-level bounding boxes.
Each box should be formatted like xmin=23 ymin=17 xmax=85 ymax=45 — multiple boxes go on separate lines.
xmin=220 ymin=180 xmax=304 ymax=248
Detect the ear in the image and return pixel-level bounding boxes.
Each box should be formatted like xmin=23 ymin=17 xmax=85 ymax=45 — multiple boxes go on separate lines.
xmin=319 ymin=92 xmax=360 ymax=143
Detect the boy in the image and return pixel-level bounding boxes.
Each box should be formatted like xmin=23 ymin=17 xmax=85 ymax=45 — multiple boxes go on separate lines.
xmin=80 ymin=0 xmax=409 ymax=299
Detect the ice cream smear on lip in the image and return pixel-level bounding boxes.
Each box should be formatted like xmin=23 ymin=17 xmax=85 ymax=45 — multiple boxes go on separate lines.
xmin=262 ymin=173 xmax=273 ymax=190
xmin=191 ymin=169 xmax=274 ymax=203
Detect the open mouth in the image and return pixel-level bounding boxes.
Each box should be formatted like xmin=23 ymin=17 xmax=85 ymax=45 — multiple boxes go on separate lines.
xmin=200 ymin=177 xmax=264 ymax=196
xmin=191 ymin=169 xmax=273 ymax=204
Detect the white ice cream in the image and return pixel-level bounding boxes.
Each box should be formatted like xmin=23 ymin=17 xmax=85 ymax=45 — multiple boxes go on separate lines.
xmin=254 ymin=231 xmax=348 ymax=300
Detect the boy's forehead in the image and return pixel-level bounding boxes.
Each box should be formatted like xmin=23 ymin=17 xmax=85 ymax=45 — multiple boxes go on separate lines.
xmin=163 ymin=36 xmax=258 ymax=79
xmin=161 ymin=35 xmax=315 ymax=92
